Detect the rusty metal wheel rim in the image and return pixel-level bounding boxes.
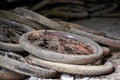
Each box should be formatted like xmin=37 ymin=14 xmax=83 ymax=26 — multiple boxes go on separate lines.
xmin=20 ymin=30 xmax=103 ymax=64
xmin=0 ymin=51 xmax=56 ymax=78
xmin=0 ymin=18 xmax=35 ymax=52
xmin=0 ymin=10 xmax=43 ymax=29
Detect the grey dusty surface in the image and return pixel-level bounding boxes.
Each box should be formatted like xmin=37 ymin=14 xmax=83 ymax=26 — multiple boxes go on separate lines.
xmin=27 ymin=18 xmax=120 ymax=80
xmin=72 ymin=18 xmax=120 ymax=37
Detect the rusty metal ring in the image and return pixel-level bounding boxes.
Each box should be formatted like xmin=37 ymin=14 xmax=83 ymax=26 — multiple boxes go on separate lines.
xmin=0 ymin=51 xmax=56 ymax=78
xmin=90 ymin=3 xmax=117 ymax=17
xmin=14 ymin=7 xmax=67 ymax=31
xmin=0 ymin=18 xmax=35 ymax=52
xmin=27 ymin=55 xmax=114 ymax=76
xmin=19 ymin=30 xmax=103 ymax=64
xmin=0 ymin=10 xmax=43 ymax=29
xmin=40 ymin=7 xmax=88 ymax=18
